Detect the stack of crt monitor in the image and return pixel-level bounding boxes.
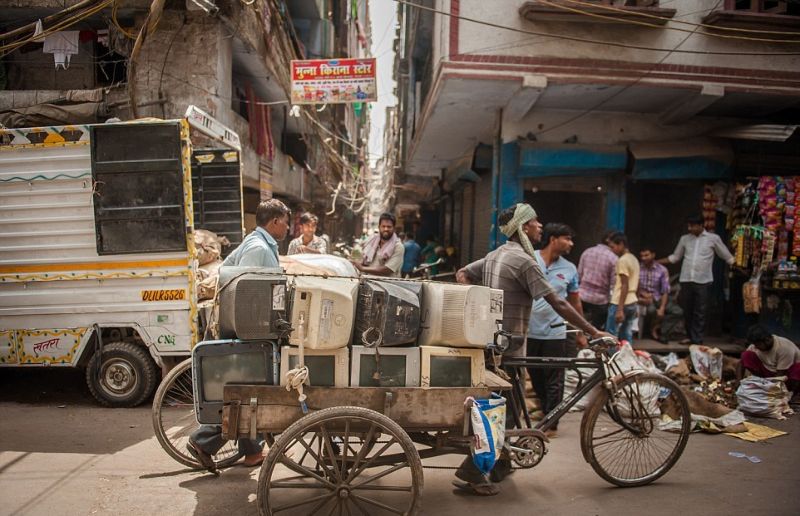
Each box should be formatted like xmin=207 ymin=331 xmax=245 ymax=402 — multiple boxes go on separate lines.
xmin=192 ymin=265 xmax=506 ymax=422
xmin=350 ymin=279 xmax=504 ymax=389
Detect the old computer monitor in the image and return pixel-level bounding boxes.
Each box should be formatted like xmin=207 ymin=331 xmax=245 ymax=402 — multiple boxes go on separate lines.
xmin=279 ymin=346 xmax=349 ymax=387
xmin=350 ymin=345 xmax=420 ymax=387
xmin=417 ymin=282 xmax=503 ymax=348
xmin=192 ymin=339 xmax=279 ymax=424
xmin=354 ymin=278 xmax=421 ymax=347
xmin=419 ymin=345 xmax=485 ymax=388
xmin=288 ymin=275 xmax=358 ymax=350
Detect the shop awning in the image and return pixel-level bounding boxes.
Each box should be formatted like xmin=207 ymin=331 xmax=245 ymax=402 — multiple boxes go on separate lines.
xmin=630 ymin=138 xmax=733 ymax=180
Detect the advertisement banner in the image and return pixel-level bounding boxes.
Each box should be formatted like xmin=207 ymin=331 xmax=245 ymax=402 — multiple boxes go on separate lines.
xmin=291 ymin=58 xmax=377 ymax=105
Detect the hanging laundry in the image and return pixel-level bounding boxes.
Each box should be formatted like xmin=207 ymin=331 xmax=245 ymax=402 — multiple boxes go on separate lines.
xmin=32 ymin=20 xmax=45 ymax=43
xmin=43 ymin=31 xmax=79 ymax=70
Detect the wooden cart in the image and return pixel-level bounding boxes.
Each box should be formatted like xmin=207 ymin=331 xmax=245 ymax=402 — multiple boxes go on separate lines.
xmin=220 ymin=371 xmax=538 ymax=516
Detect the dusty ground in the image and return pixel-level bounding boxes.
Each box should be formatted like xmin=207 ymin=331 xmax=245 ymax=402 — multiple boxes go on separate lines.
xmin=1 ymin=368 xmax=798 ymax=516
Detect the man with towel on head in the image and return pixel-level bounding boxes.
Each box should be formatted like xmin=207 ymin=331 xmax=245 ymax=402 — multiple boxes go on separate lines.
xmin=352 ymin=212 xmax=405 ymax=277
xmin=454 ymin=203 xmax=612 ymax=496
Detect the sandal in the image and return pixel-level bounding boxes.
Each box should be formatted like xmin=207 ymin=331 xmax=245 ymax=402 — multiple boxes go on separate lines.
xmin=451 ymin=480 xmax=500 ymax=496
xmin=186 ymin=441 xmax=219 ymax=475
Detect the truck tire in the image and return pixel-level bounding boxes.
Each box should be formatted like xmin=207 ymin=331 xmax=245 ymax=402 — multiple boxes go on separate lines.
xmin=85 ymin=341 xmax=159 ymax=407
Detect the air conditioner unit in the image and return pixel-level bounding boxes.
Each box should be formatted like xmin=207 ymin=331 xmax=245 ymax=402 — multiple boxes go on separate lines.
xmin=417 ymin=282 xmax=503 ymax=348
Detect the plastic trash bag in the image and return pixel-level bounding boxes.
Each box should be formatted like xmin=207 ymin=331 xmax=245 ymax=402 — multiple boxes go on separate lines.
xmin=689 ymin=345 xmax=724 ymax=380
xmin=467 ymin=394 xmax=506 ymax=475
xmin=563 ymin=348 xmax=596 ymax=411
xmin=736 ymin=376 xmax=794 ymax=420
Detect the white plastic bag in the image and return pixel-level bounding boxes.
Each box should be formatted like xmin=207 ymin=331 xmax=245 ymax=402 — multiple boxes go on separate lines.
xmin=736 ymin=376 xmax=794 ymax=420
xmin=563 ymin=348 xmax=596 ymax=411
xmin=467 ymin=394 xmax=506 ymax=475
xmin=689 ymin=345 xmax=723 ymax=380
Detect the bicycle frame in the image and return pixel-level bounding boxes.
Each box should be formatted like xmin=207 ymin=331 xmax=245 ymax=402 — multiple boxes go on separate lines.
xmin=503 ymin=355 xmax=607 ymax=432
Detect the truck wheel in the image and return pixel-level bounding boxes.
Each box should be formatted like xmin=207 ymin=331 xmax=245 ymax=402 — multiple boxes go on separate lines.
xmin=85 ymin=341 xmax=158 ymax=407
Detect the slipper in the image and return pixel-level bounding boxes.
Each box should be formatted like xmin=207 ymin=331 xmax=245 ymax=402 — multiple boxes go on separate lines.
xmin=186 ymin=441 xmax=219 ymax=475
xmin=242 ymin=453 xmax=266 ymax=467
xmin=451 ymin=480 xmax=500 ymax=496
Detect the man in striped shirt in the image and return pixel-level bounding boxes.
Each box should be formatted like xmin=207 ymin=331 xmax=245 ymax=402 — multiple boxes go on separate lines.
xmin=577 ymin=231 xmax=618 ymax=330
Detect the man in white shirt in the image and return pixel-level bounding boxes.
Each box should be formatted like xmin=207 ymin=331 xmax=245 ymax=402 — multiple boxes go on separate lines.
xmin=659 ymin=215 xmax=734 ymax=344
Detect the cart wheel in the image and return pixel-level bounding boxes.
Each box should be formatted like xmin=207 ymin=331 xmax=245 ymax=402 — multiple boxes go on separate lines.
xmin=257 ymin=406 xmax=424 ymax=516
xmin=151 ymin=358 xmax=243 ymax=469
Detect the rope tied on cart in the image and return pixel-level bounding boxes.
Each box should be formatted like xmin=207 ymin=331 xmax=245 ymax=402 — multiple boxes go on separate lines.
xmin=284 ymin=312 xmax=309 ymax=413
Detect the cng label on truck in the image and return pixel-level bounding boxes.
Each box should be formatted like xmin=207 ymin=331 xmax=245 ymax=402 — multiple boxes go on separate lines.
xmin=141 ymin=289 xmax=186 ymax=302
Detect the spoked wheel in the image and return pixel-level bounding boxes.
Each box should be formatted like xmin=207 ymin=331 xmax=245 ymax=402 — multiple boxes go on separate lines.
xmin=151 ymin=358 xmax=243 ymax=469
xmin=580 ymin=372 xmax=691 ymax=487
xmin=257 ymin=406 xmax=424 ymax=516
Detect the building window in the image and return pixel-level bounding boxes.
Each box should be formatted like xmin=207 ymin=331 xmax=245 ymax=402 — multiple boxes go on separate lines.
xmin=704 ymin=0 xmax=800 ymax=29
xmin=723 ymin=0 xmax=799 ymax=15
xmin=519 ymin=1 xmax=676 ymax=26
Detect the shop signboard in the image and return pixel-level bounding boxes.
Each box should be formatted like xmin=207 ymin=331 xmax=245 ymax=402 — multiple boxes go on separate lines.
xmin=291 ymin=58 xmax=377 ymax=105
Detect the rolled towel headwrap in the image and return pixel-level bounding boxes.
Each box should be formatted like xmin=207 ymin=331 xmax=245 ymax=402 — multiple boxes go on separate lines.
xmin=499 ymin=203 xmax=537 ymax=258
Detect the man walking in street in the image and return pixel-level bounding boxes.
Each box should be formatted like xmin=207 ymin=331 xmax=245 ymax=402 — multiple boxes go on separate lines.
xmin=287 ymin=212 xmax=327 ymax=255
xmin=606 ymin=232 xmax=639 ymax=344
xmin=351 ymin=212 xmax=404 ymax=277
xmin=578 ymin=231 xmax=618 ymax=330
xmin=659 ymin=215 xmax=735 ymax=344
xmin=637 ymin=245 xmax=670 ymax=341
xmin=187 ymin=199 xmax=291 ymax=472
xmin=527 ymin=223 xmax=585 ymax=438
xmin=401 ymin=232 xmax=422 ymax=276
xmin=454 ymin=203 xmax=610 ymax=496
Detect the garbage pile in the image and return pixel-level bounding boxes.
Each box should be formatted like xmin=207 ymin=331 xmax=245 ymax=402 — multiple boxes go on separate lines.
xmin=562 ymin=343 xmax=795 ymax=438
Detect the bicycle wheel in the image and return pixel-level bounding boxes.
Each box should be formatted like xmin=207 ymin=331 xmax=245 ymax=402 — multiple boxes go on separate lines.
xmin=151 ymin=358 xmax=243 ymax=469
xmin=580 ymin=372 xmax=690 ymax=487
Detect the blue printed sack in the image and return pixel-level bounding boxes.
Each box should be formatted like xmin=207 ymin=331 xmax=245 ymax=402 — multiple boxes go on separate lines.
xmin=467 ymin=394 xmax=506 ymax=475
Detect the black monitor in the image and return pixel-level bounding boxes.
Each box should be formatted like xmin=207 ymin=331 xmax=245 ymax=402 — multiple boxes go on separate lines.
xmin=192 ymin=339 xmax=278 ymax=424
xmin=217 ymin=266 xmax=288 ymax=340
xmin=355 ymin=278 xmax=421 ymax=346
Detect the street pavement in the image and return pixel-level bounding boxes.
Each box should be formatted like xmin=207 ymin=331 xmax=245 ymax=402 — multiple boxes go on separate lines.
xmin=1 ymin=368 xmax=797 ymax=516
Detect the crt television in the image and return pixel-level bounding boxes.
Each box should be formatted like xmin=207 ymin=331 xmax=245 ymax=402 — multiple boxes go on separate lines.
xmin=354 ymin=278 xmax=421 ymax=346
xmin=419 ymin=345 xmax=485 ymax=388
xmin=288 ymin=275 xmax=358 ymax=350
xmin=192 ymin=339 xmax=279 ymax=424
xmin=417 ymin=282 xmax=504 ymax=348
xmin=350 ymin=345 xmax=420 ymax=387
xmin=217 ymin=266 xmax=288 ymax=340
xmin=279 ymin=346 xmax=349 ymax=387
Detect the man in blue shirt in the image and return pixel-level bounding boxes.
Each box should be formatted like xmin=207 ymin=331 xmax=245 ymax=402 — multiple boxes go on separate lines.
xmin=401 ymin=232 xmax=422 ymax=275
xmin=188 ymin=199 xmax=290 ymax=472
xmin=527 ymin=223 xmax=584 ymax=438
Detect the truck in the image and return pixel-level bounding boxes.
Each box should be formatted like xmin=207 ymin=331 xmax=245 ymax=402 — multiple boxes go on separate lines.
xmin=0 ymin=109 xmax=244 ymax=407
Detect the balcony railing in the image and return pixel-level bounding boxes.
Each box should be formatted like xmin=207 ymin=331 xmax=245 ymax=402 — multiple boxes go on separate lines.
xmin=519 ymin=0 xmax=676 ymax=26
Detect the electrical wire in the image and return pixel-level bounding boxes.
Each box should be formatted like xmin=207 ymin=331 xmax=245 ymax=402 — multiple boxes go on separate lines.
xmin=390 ymin=0 xmax=800 ymax=56
xmin=539 ymin=0 xmax=800 ymax=43
xmin=0 ymin=0 xmax=114 ymax=57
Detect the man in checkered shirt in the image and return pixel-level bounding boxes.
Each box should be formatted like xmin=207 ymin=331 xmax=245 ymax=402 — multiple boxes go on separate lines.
xmin=577 ymin=231 xmax=619 ymax=331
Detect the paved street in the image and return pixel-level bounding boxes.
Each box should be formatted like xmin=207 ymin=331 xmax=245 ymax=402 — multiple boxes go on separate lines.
xmin=1 ymin=368 xmax=797 ymax=516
